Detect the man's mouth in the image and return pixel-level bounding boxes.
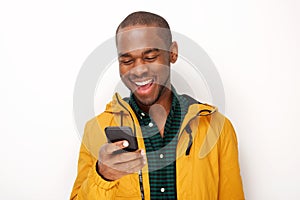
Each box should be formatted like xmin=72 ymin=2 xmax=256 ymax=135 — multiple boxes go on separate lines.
xmin=134 ymin=79 xmax=153 ymax=86
xmin=131 ymin=78 xmax=155 ymax=94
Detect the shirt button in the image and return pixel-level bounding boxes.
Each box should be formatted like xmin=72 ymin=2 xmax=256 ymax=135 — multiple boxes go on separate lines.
xmin=160 ymin=188 xmax=165 ymax=193
xmin=159 ymin=153 xmax=164 ymax=159
xmin=141 ymin=112 xmax=145 ymax=116
xmin=148 ymin=122 xmax=153 ymax=127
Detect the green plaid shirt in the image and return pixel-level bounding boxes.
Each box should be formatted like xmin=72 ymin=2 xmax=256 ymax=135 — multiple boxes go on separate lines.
xmin=128 ymin=87 xmax=190 ymax=200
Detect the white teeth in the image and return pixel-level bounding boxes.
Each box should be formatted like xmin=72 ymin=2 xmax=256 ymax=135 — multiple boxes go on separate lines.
xmin=134 ymin=79 xmax=153 ymax=86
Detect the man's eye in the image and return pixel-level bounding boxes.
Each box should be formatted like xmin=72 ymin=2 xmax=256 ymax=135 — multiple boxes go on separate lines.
xmin=144 ymin=56 xmax=158 ymax=62
xmin=121 ymin=60 xmax=133 ymax=65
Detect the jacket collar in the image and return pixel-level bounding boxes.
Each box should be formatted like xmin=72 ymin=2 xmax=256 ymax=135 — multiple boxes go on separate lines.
xmin=104 ymin=93 xmax=217 ymax=126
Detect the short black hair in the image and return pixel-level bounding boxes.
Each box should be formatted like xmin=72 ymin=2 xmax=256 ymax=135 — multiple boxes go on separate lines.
xmin=116 ymin=11 xmax=172 ymax=46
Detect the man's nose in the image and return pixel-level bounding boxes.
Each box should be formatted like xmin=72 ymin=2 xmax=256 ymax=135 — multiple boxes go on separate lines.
xmin=131 ymin=58 xmax=148 ymax=77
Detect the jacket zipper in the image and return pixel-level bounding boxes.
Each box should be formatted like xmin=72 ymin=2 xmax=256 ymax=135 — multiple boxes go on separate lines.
xmin=115 ymin=94 xmax=145 ymax=200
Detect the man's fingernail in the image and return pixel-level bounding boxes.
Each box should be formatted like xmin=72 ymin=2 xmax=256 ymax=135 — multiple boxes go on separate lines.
xmin=141 ymin=149 xmax=145 ymax=155
xmin=123 ymin=141 xmax=129 ymax=147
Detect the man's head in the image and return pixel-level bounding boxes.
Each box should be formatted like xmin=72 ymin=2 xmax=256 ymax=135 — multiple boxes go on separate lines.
xmin=116 ymin=11 xmax=172 ymax=47
xmin=116 ymin=11 xmax=178 ymax=108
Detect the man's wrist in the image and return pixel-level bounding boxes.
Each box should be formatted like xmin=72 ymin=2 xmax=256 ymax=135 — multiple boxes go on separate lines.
xmin=96 ymin=161 xmax=113 ymax=182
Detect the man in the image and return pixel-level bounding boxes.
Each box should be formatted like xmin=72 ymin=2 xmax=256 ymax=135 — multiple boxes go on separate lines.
xmin=71 ymin=11 xmax=244 ymax=199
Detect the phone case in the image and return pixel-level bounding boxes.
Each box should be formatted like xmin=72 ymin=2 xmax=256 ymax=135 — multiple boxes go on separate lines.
xmin=104 ymin=126 xmax=138 ymax=152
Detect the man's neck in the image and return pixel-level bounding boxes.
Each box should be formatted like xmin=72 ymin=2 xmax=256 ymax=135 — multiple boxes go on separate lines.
xmin=139 ymin=87 xmax=172 ymax=137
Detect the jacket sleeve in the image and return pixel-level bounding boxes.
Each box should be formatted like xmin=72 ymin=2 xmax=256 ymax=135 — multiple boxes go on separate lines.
xmin=70 ymin=120 xmax=119 ymax=199
xmin=218 ymin=118 xmax=245 ymax=200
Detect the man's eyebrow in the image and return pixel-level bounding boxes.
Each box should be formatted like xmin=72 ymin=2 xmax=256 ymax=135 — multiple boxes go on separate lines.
xmin=118 ymin=48 xmax=160 ymax=58
xmin=118 ymin=53 xmax=132 ymax=58
xmin=143 ymin=48 xmax=160 ymax=55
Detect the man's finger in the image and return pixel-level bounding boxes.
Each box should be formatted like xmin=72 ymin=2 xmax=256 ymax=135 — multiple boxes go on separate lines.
xmin=114 ymin=156 xmax=146 ymax=173
xmin=114 ymin=150 xmax=143 ymax=164
xmin=105 ymin=140 xmax=129 ymax=154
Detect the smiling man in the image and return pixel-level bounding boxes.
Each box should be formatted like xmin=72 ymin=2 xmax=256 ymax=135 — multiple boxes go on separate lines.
xmin=71 ymin=11 xmax=245 ymax=200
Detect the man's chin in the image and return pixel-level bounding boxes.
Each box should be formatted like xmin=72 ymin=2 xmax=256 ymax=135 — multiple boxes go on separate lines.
xmin=132 ymin=84 xmax=168 ymax=107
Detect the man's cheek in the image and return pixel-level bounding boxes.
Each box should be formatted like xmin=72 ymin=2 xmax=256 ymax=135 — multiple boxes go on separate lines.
xmin=121 ymin=77 xmax=133 ymax=89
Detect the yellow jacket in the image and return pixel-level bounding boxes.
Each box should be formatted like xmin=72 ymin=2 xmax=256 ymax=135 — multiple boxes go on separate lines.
xmin=70 ymin=93 xmax=244 ymax=200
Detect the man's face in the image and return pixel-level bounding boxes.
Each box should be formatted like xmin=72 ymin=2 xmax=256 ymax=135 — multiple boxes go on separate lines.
xmin=116 ymin=26 xmax=177 ymax=107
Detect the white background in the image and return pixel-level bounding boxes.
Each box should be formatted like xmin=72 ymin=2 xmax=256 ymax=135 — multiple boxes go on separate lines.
xmin=1 ymin=0 xmax=299 ymax=199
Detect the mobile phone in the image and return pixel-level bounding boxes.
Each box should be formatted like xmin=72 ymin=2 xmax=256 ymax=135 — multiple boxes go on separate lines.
xmin=104 ymin=126 xmax=138 ymax=152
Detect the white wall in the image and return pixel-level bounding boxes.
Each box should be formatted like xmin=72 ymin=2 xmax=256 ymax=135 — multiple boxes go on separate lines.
xmin=0 ymin=0 xmax=299 ymax=199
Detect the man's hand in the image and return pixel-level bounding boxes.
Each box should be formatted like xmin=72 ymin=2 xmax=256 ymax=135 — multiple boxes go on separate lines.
xmin=97 ymin=140 xmax=146 ymax=181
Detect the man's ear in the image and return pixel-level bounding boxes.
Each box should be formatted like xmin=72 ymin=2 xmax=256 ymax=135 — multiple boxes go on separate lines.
xmin=169 ymin=41 xmax=178 ymax=64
